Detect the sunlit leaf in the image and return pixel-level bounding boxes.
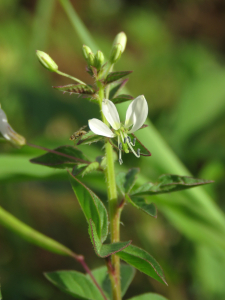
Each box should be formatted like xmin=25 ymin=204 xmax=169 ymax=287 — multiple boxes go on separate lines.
xmin=69 ymin=174 xmax=108 ymax=243
xmin=53 ymin=83 xmax=96 ymax=95
xmin=127 ymin=293 xmax=169 ymax=300
xmin=131 ymin=174 xmax=214 ymax=196
xmin=89 ymin=219 xmax=131 ymax=258
xmin=116 ymin=245 xmax=167 ymax=285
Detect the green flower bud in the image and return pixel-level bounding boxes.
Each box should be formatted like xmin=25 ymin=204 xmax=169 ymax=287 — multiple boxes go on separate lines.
xmin=94 ymin=50 xmax=104 ymax=70
xmin=112 ymin=32 xmax=127 ymax=53
xmin=36 ymin=50 xmax=58 ymax=72
xmin=82 ymin=45 xmax=93 ymax=61
xmin=87 ymin=52 xmax=95 ymax=66
xmin=109 ymin=43 xmax=123 ymax=64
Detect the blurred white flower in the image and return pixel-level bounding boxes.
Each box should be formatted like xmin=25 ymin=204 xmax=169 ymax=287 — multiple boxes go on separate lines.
xmin=0 ymin=106 xmax=26 ymax=146
xmin=88 ymin=95 xmax=148 ymax=164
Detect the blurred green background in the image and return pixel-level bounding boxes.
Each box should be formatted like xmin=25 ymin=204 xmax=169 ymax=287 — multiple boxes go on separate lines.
xmin=0 ymin=0 xmax=225 ymax=299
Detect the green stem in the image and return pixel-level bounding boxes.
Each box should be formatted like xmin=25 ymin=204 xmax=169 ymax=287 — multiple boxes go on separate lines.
xmin=98 ymin=84 xmax=121 ymax=300
xmin=56 ymin=70 xmax=86 ymax=85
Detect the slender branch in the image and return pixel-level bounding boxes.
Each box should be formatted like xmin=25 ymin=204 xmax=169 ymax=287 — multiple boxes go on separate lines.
xmin=27 ymin=142 xmax=89 ymax=164
xmin=56 ymin=70 xmax=86 ymax=85
xmin=72 ymin=254 xmax=108 ymax=300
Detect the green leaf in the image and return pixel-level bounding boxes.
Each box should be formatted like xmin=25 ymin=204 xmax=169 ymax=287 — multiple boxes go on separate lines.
xmin=109 ymin=79 xmax=129 ymax=99
xmin=89 ymin=264 xmax=136 ymax=300
xmin=131 ymin=174 xmax=214 ymax=196
xmin=89 ymin=219 xmax=131 ymax=258
xmin=53 ymin=83 xmax=96 ymax=95
xmin=111 ymin=94 xmax=134 ymax=104
xmin=116 ymin=168 xmax=139 ymax=195
xmin=81 ymin=162 xmax=100 ymax=177
xmin=109 ymin=134 xmax=151 ymax=157
xmin=126 ymin=195 xmax=157 ymax=218
xmin=104 ymin=71 xmax=132 ymax=85
xmin=30 ymin=145 xmax=89 ymax=169
xmin=116 ymin=245 xmax=167 ymax=285
xmin=77 ymin=131 xmax=104 ymax=146
xmin=127 ymin=293 xmax=169 ymax=300
xmin=45 ymin=270 xmax=106 ymax=300
xmin=69 ymin=174 xmax=108 ymax=243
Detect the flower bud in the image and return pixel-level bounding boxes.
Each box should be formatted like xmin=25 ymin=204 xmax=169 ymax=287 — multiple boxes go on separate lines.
xmin=112 ymin=32 xmax=127 ymax=53
xmin=82 ymin=45 xmax=93 ymax=61
xmin=87 ymin=52 xmax=95 ymax=66
xmin=0 ymin=107 xmax=26 ymax=146
xmin=109 ymin=43 xmax=123 ymax=64
xmin=36 ymin=50 xmax=58 ymax=72
xmin=94 ymin=50 xmax=104 ymax=70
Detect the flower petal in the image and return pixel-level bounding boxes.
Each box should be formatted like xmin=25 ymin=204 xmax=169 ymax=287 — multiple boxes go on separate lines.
xmin=102 ymin=99 xmax=120 ymax=130
xmin=125 ymin=95 xmax=148 ymax=133
xmin=88 ymin=118 xmax=116 ymax=138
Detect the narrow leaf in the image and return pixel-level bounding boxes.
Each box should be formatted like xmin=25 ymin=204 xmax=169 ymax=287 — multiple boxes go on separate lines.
xmin=104 ymin=71 xmax=132 ymax=85
xmin=89 ymin=219 xmax=131 ymax=258
xmin=45 ymin=271 xmax=105 ymax=300
xmin=77 ymin=131 xmax=104 ymax=146
xmin=116 ymin=168 xmax=139 ymax=195
xmin=127 ymin=293 xmax=169 ymax=300
xmin=53 ymin=83 xmax=96 ymax=95
xmin=89 ymin=265 xmax=136 ymax=300
xmin=116 ymin=245 xmax=167 ymax=285
xmin=131 ymin=174 xmax=214 ymax=196
xmin=125 ymin=195 xmax=157 ymax=218
xmin=111 ymin=94 xmax=134 ymax=105
xmin=109 ymin=79 xmax=129 ymax=99
xmin=30 ymin=145 xmax=89 ymax=168
xmin=69 ymin=174 xmax=108 ymax=243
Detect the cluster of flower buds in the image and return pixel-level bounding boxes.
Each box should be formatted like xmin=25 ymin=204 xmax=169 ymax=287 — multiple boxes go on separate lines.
xmin=0 ymin=106 xmax=26 ymax=146
xmin=82 ymin=46 xmax=104 ymax=71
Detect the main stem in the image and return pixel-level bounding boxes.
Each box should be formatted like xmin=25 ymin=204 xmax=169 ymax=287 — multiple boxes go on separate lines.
xmin=98 ymin=85 xmax=121 ymax=300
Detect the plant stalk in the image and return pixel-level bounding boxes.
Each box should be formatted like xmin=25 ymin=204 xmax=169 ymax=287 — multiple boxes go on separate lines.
xmin=98 ymin=84 xmax=121 ymax=300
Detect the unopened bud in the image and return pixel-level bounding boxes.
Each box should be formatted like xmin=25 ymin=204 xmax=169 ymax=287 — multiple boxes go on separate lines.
xmin=0 ymin=107 xmax=26 ymax=146
xmin=36 ymin=50 xmax=58 ymax=72
xmin=82 ymin=45 xmax=93 ymax=61
xmin=109 ymin=43 xmax=123 ymax=64
xmin=112 ymin=32 xmax=127 ymax=53
xmin=94 ymin=51 xmax=104 ymax=70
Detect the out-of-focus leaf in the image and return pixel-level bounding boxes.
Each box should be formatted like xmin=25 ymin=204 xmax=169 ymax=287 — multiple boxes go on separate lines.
xmin=127 ymin=293 xmax=169 ymax=300
xmin=174 ymin=70 xmax=225 ymax=142
xmin=89 ymin=265 xmax=136 ymax=300
xmin=30 ymin=145 xmax=89 ymax=168
xmin=53 ymin=83 xmax=96 ymax=95
xmin=89 ymin=219 xmax=131 ymax=258
xmin=116 ymin=245 xmax=167 ymax=285
xmin=81 ymin=162 xmax=100 ymax=177
xmin=125 ymin=195 xmax=157 ymax=218
xmin=116 ymin=168 xmax=139 ymax=195
xmin=69 ymin=174 xmax=108 ymax=243
xmin=131 ymin=174 xmax=213 ymax=196
xmin=109 ymin=79 xmax=129 ymax=99
xmin=111 ymin=94 xmax=134 ymax=104
xmin=45 ymin=271 xmax=106 ymax=300
xmin=104 ymin=71 xmax=132 ymax=85
xmin=77 ymin=131 xmax=104 ymax=146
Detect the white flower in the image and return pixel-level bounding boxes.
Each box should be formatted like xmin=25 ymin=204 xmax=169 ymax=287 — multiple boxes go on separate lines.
xmin=88 ymin=95 xmax=148 ymax=164
xmin=0 ymin=106 xmax=26 ymax=146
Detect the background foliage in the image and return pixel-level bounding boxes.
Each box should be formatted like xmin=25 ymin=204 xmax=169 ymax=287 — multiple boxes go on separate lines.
xmin=0 ymin=0 xmax=225 ymax=299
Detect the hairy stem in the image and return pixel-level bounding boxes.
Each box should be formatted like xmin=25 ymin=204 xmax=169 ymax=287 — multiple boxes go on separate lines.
xmin=98 ymin=84 xmax=121 ymax=300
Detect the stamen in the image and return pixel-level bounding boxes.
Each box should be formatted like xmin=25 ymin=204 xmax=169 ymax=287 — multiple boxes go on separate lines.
xmin=119 ymin=143 xmax=122 ymax=150
xmin=132 ymin=138 xmax=136 ymax=146
xmin=137 ymin=148 xmax=140 ymax=157
xmin=119 ymin=158 xmax=123 ymax=165
xmin=127 ymin=136 xmax=131 ymax=143
xmin=126 ymin=138 xmax=140 ymax=158
xmin=124 ymin=137 xmax=127 ymax=143
xmin=118 ymin=136 xmax=123 ymax=164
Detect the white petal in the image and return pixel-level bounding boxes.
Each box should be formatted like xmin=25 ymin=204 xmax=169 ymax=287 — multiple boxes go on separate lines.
xmin=125 ymin=95 xmax=148 ymax=133
xmin=88 ymin=118 xmax=116 ymax=138
xmin=102 ymin=99 xmax=120 ymax=130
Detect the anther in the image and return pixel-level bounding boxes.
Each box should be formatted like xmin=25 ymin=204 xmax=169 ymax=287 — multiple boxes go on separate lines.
xmin=137 ymin=148 xmax=140 ymax=157
xmin=127 ymin=136 xmax=131 ymax=143
xmin=124 ymin=137 xmax=127 ymax=143
xmin=119 ymin=158 xmax=123 ymax=165
xmin=119 ymin=143 xmax=123 ymax=150
xmin=132 ymin=138 xmax=136 ymax=146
